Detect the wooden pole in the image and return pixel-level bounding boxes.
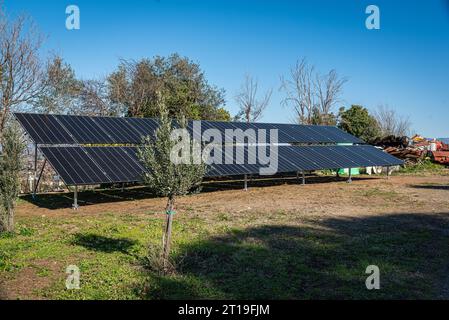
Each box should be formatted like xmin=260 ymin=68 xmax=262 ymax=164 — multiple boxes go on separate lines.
xmin=163 ymin=197 xmax=175 ymax=272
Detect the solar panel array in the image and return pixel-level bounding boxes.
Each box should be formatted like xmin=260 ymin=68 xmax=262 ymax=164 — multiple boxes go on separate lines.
xmin=14 ymin=113 xmax=363 ymax=145
xmin=39 ymin=145 xmax=402 ymax=186
xmin=15 ymin=112 xmax=402 ymax=187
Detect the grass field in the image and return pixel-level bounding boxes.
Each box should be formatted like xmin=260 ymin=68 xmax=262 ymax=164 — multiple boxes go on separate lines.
xmin=1 ymin=172 xmax=449 ymax=299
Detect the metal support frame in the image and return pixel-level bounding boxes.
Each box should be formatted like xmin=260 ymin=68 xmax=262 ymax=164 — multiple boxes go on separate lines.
xmin=73 ymin=186 xmax=79 ymax=210
xmin=244 ymin=174 xmax=248 ymax=191
xmin=302 ymin=171 xmax=305 ymax=185
xmin=386 ymin=166 xmax=390 ymax=180
xmin=32 ymin=159 xmax=47 ymax=198
xmin=347 ymin=168 xmax=352 ymax=183
xmin=33 ymin=143 xmax=38 ymax=192
xmin=121 ymin=183 xmax=125 ymax=192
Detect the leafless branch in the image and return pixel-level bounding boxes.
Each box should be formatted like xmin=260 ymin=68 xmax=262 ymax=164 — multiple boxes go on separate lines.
xmin=0 ymin=9 xmax=45 ymax=135
xmin=374 ymin=105 xmax=412 ymax=137
xmin=234 ymin=74 xmax=272 ymax=123
xmin=280 ymin=58 xmax=347 ymax=125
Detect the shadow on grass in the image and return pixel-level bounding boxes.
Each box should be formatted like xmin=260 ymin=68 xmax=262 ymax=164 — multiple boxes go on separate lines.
xmin=71 ymin=233 xmax=138 ymax=254
xmin=410 ymin=184 xmax=449 ymax=191
xmin=139 ymin=212 xmax=449 ymax=299
xmin=20 ymin=187 xmax=159 ymax=210
xmin=21 ymin=174 xmax=380 ymax=210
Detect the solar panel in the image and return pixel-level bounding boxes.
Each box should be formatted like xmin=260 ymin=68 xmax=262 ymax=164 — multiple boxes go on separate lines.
xmin=124 ymin=118 xmax=159 ymax=142
xmin=14 ymin=113 xmax=76 ymax=144
xmin=90 ymin=117 xmax=143 ymax=144
xmin=14 ymin=112 xmax=364 ymax=145
xmin=38 ymin=144 xmax=402 ymax=186
xmin=54 ymin=115 xmax=114 ymax=144
xmin=39 ymin=146 xmax=111 ymax=185
xmin=83 ymin=147 xmax=145 ymax=182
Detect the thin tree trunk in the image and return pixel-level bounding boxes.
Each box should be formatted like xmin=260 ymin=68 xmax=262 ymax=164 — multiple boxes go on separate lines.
xmin=7 ymin=207 xmax=14 ymax=232
xmin=162 ymin=196 xmax=175 ymax=272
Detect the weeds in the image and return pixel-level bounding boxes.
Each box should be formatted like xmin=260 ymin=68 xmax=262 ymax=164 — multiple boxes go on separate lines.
xmin=398 ymin=160 xmax=448 ymax=175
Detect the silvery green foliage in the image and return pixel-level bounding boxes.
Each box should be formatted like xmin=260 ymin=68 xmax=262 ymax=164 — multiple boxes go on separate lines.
xmin=137 ymin=98 xmax=207 ymax=200
xmin=0 ymin=123 xmax=25 ymax=232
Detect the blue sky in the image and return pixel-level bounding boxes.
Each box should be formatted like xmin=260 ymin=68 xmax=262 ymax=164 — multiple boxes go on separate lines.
xmin=5 ymin=0 xmax=449 ymax=137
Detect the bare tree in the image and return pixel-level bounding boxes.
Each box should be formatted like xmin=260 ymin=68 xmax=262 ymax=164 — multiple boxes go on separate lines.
xmin=374 ymin=105 xmax=412 ymax=137
xmin=234 ymin=74 xmax=272 ymax=123
xmin=315 ymin=69 xmax=347 ymax=125
xmin=280 ymin=58 xmax=347 ymax=125
xmin=0 ymin=10 xmax=45 ymax=135
xmin=280 ymin=59 xmax=315 ymax=124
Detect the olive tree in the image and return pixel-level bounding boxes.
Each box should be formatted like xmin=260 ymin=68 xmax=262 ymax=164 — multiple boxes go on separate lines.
xmin=0 ymin=123 xmax=25 ymax=233
xmin=138 ymin=96 xmax=206 ymax=270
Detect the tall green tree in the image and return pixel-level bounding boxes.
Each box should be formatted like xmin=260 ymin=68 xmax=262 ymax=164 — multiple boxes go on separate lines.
xmin=338 ymin=105 xmax=380 ymax=142
xmin=108 ymin=54 xmax=230 ymax=121
xmin=138 ymin=95 xmax=207 ymax=271
xmin=0 ymin=123 xmax=25 ymax=233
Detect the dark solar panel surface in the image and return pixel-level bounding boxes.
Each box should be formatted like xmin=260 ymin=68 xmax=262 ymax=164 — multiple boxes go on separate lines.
xmin=39 ymin=145 xmax=402 ymax=185
xmin=15 ymin=113 xmax=364 ymax=145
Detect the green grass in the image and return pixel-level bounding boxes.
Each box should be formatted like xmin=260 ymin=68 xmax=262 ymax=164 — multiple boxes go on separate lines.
xmin=398 ymin=160 xmax=448 ymax=176
xmin=2 ymin=192 xmax=449 ymax=299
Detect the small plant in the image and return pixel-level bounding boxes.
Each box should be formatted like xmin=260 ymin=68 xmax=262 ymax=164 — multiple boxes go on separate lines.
xmin=144 ymin=242 xmax=177 ymax=275
xmin=18 ymin=225 xmax=35 ymax=236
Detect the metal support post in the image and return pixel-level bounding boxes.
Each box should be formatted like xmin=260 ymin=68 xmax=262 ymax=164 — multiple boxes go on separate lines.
xmin=386 ymin=166 xmax=390 ymax=180
xmin=347 ymin=168 xmax=352 ymax=183
xmin=244 ymin=174 xmax=248 ymax=191
xmin=302 ymin=171 xmax=305 ymax=185
xmin=32 ymin=159 xmax=47 ymax=199
xmin=73 ymin=186 xmax=79 ymax=210
xmin=33 ymin=144 xmax=38 ymax=192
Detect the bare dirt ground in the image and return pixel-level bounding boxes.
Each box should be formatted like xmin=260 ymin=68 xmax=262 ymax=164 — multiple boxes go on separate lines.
xmin=16 ymin=174 xmax=449 ymax=221
xmin=3 ymin=173 xmax=449 ymax=299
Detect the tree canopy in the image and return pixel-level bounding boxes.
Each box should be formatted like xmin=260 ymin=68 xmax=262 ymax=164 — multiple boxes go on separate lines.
xmin=338 ymin=105 xmax=380 ymax=142
xmin=108 ymin=54 xmax=230 ymax=121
